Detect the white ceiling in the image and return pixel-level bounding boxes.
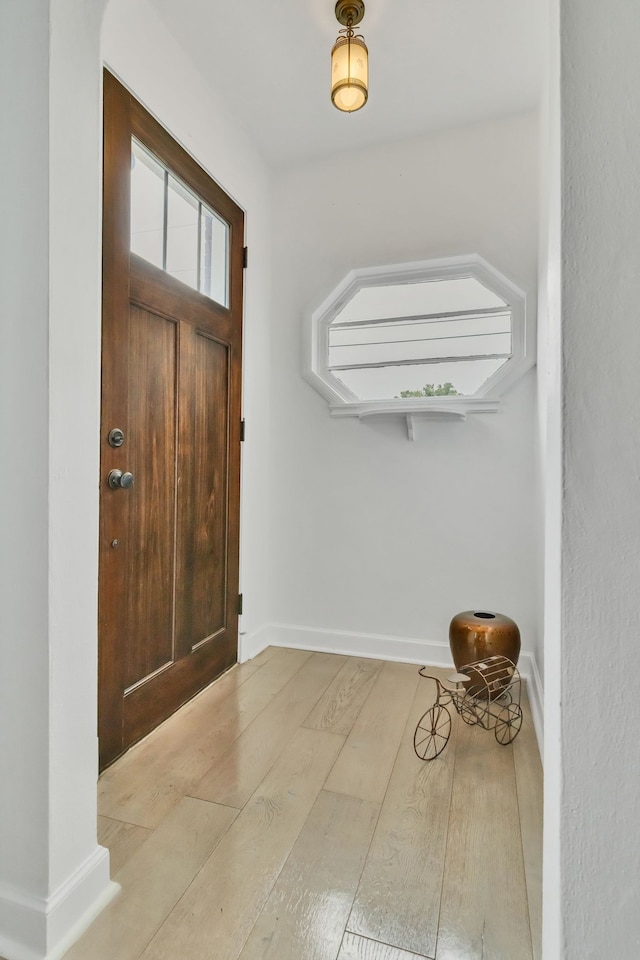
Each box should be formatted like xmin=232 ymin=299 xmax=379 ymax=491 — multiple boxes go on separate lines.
xmin=149 ymin=0 xmax=546 ymax=167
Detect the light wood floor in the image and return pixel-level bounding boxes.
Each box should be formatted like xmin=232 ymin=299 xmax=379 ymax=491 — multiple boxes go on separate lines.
xmin=64 ymin=647 xmax=542 ymax=960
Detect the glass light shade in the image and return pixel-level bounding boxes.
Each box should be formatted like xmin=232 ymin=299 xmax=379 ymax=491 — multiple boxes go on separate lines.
xmin=331 ymin=35 xmax=368 ymax=112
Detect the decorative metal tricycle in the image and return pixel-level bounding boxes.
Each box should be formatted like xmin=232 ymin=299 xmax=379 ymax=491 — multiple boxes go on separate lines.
xmin=413 ymin=655 xmax=523 ymax=760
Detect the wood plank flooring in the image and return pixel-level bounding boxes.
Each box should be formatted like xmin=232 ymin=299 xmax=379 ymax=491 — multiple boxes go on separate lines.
xmin=64 ymin=648 xmax=542 ymax=960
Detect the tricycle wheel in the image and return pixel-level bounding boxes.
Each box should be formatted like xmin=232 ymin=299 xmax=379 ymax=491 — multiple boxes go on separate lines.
xmin=414 ymin=705 xmax=451 ymax=760
xmin=458 ymin=697 xmax=479 ymax=725
xmin=494 ymin=703 xmax=523 ymax=744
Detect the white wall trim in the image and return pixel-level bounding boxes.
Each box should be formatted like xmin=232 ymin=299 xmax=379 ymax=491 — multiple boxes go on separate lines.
xmin=240 ymin=621 xmax=543 ymax=759
xmin=0 ymin=846 xmax=117 ymax=960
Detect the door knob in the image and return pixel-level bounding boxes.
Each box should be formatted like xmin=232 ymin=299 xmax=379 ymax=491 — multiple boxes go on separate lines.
xmin=108 ymin=469 xmax=135 ymax=490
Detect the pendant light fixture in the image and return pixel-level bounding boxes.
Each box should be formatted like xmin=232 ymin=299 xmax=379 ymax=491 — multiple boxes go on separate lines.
xmin=331 ymin=0 xmax=368 ymax=113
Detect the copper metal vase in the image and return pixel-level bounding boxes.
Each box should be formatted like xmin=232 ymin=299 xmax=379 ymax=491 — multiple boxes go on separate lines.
xmin=449 ymin=610 xmax=521 ymax=699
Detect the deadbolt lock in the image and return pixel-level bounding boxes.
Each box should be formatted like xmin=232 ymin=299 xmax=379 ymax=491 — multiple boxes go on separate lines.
xmin=108 ymin=428 xmax=125 ymax=448
xmin=108 ymin=469 xmax=134 ymax=490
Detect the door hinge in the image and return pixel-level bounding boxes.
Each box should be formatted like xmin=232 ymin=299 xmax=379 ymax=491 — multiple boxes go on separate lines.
xmin=243 ymin=246 xmax=248 ymax=268
xmin=238 ymin=593 xmax=243 ymax=616
xmin=240 ymin=418 xmax=246 ymax=442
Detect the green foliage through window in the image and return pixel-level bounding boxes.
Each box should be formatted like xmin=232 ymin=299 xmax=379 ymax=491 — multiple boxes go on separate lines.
xmin=396 ymin=382 xmax=460 ymax=398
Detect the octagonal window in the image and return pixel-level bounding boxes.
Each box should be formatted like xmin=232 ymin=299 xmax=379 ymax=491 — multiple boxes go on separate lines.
xmin=304 ymin=255 xmax=532 ymax=422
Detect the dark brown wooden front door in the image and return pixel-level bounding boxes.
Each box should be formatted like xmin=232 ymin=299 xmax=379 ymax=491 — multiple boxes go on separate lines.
xmin=98 ymin=72 xmax=244 ymax=770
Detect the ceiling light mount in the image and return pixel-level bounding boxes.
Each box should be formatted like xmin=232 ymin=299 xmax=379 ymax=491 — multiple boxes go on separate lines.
xmin=331 ymin=0 xmax=368 ymax=113
xmin=335 ymin=0 xmax=365 ymax=27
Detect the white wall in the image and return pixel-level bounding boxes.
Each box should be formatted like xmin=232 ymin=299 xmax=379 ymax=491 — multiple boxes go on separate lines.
xmin=556 ymin=0 xmax=640 ymax=955
xmin=269 ymin=114 xmax=542 ymax=676
xmin=0 ymin=2 xmax=114 ymax=958
xmin=0 ymin=2 xmax=53 ymax=953
xmin=48 ymin=0 xmax=114 ymax=921
xmin=102 ymin=0 xmax=275 ymax=643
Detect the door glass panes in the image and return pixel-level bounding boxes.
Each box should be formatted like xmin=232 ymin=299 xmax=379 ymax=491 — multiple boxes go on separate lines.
xmin=130 ymin=138 xmax=230 ymax=307
xmin=131 ymin=140 xmax=165 ymax=269
xmin=200 ymin=207 xmax=229 ymax=306
xmin=327 ymin=276 xmax=512 ymax=399
xmin=166 ymin=174 xmax=199 ymax=291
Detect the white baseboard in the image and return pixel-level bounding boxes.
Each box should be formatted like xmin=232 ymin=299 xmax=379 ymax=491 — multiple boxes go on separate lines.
xmin=0 ymin=846 xmax=118 ymax=960
xmin=267 ymin=622 xmax=454 ymax=667
xmin=240 ymin=621 xmax=544 ymax=761
xmin=238 ymin=623 xmax=277 ymax=663
xmin=524 ymin=649 xmax=544 ymax=760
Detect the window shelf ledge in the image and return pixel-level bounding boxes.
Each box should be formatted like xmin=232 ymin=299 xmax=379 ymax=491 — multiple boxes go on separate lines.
xmin=328 ymin=398 xmax=500 ymax=439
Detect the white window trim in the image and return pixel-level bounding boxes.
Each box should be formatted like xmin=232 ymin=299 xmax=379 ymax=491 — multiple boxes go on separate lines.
xmin=303 ymin=254 xmax=533 ymax=438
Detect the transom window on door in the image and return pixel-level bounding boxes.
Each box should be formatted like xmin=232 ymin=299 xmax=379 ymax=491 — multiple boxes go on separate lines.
xmin=130 ymin=138 xmax=230 ymax=307
xmin=304 ymin=255 xmax=532 ymax=432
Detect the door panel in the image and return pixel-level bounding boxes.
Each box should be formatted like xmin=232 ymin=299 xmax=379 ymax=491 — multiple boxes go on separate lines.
xmin=175 ymin=328 xmax=230 ymax=656
xmin=99 ymin=71 xmax=244 ymax=769
xmin=125 ymin=305 xmax=177 ymax=690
